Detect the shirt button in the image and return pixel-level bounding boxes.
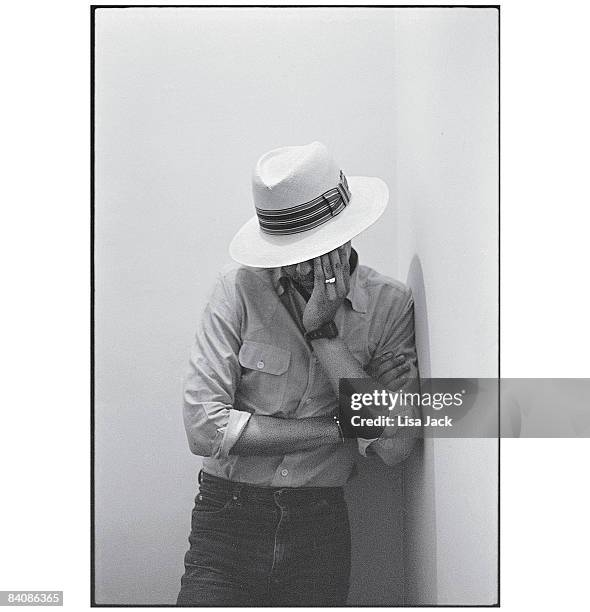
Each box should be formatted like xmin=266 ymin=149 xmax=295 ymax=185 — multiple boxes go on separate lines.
xmin=280 ymin=469 xmax=289 ymax=477
xmin=257 ymin=360 xmax=265 ymax=369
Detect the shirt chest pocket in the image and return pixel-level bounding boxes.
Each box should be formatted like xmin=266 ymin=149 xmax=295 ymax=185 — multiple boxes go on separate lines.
xmin=236 ymin=340 xmax=291 ymax=414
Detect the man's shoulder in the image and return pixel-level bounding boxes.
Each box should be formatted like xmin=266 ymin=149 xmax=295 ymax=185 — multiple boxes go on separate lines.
xmin=357 ymin=263 xmax=413 ymax=303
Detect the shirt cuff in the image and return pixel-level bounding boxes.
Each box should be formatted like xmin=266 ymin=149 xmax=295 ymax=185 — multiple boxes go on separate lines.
xmin=213 ymin=409 xmax=252 ymax=459
xmin=357 ymin=437 xmax=379 ymax=457
xmin=357 ymin=418 xmax=399 ymax=457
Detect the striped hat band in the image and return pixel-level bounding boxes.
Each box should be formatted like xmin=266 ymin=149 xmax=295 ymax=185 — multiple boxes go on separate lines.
xmin=255 ymin=170 xmax=351 ymax=236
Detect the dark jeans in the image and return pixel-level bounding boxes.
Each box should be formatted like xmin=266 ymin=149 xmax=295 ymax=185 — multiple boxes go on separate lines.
xmin=176 ymin=470 xmax=351 ymax=606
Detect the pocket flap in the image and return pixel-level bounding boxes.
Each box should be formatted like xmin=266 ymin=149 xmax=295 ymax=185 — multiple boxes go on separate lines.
xmin=238 ymin=341 xmax=291 ymax=375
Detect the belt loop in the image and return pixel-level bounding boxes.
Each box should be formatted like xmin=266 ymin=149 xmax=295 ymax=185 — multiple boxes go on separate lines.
xmin=198 ymin=469 xmax=203 ymax=485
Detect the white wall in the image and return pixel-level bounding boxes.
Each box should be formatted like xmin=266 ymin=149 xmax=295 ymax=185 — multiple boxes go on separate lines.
xmin=94 ymin=7 xmax=498 ymax=605
xmin=94 ymin=8 xmax=403 ymax=605
xmin=393 ymin=9 xmax=499 ymax=604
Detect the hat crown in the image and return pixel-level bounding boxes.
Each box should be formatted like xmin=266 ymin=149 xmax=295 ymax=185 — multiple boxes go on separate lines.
xmin=252 ymin=141 xmax=341 ymax=211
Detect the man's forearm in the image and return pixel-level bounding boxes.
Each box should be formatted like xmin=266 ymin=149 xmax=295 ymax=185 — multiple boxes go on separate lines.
xmin=230 ymin=414 xmax=341 ymax=456
xmin=310 ymin=337 xmax=377 ymax=394
xmin=311 ymin=336 xmax=420 ymax=463
xmin=310 ymin=336 xmax=418 ymax=417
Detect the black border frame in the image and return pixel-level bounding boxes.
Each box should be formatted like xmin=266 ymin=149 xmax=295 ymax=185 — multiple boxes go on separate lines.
xmin=90 ymin=4 xmax=501 ymax=607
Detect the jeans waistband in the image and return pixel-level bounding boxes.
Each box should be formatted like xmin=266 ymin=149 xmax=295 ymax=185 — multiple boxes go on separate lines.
xmin=199 ymin=470 xmax=344 ymax=506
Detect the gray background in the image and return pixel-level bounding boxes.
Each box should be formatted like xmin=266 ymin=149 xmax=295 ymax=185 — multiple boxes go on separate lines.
xmin=94 ymin=7 xmax=498 ymax=605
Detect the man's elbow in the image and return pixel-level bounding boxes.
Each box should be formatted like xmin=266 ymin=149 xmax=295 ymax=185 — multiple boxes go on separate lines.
xmin=183 ymin=419 xmax=220 ymax=458
xmin=186 ymin=435 xmax=213 ymax=458
xmin=182 ymin=398 xmax=227 ymax=458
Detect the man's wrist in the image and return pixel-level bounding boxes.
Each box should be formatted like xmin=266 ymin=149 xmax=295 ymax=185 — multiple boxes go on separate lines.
xmin=303 ymin=319 xmax=327 ymax=333
xmin=304 ymin=320 xmax=338 ymax=341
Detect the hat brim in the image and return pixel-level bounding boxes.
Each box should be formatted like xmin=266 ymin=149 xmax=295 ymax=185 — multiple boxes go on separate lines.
xmin=228 ymin=176 xmax=389 ymax=268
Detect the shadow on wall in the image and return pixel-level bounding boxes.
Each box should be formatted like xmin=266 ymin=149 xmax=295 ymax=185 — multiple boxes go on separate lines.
xmin=344 ymin=255 xmax=436 ymax=606
xmin=407 ymin=255 xmax=431 ymax=378
xmin=401 ymin=254 xmax=438 ymax=605
xmin=345 ymin=458 xmax=405 ymax=605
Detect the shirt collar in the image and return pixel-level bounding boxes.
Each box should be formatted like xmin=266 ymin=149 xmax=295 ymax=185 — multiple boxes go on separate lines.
xmin=269 ymin=247 xmax=368 ymax=314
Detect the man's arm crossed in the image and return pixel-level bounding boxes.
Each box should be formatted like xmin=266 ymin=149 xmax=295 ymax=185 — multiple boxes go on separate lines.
xmin=183 ymin=271 xmax=342 ymax=459
xmin=310 ymin=284 xmax=420 ymax=466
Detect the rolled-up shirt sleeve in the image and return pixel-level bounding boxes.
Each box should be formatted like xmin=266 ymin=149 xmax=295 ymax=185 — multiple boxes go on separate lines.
xmin=358 ymin=287 xmax=420 ymax=465
xmin=183 ymin=271 xmax=251 ymax=458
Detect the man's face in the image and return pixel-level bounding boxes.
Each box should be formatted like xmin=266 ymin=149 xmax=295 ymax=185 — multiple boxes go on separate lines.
xmin=281 ymin=241 xmax=352 ymax=289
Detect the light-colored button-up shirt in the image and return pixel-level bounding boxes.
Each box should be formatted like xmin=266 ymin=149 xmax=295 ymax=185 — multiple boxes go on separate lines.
xmin=182 ymin=253 xmax=419 ymax=487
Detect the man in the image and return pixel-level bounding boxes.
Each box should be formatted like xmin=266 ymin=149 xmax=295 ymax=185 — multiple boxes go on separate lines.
xmin=176 ymin=141 xmax=420 ymax=606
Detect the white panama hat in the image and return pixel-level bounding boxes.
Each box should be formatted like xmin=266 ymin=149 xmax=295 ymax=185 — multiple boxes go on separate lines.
xmin=229 ymin=141 xmax=389 ymax=268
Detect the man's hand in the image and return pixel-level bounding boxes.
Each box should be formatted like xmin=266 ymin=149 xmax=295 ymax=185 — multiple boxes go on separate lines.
xmin=302 ymin=245 xmax=351 ymax=332
xmin=336 ymin=353 xmax=414 ymax=440
xmin=364 ymin=352 xmax=413 ymax=390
